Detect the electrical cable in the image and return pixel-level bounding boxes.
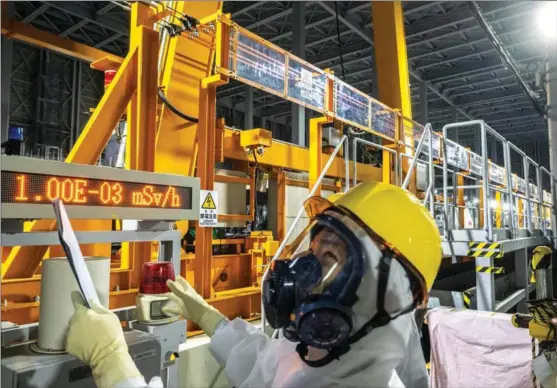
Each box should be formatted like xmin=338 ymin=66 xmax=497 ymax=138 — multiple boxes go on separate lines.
xmin=157 ymin=87 xmax=199 ymax=123
xmin=469 ymin=2 xmax=546 ymax=119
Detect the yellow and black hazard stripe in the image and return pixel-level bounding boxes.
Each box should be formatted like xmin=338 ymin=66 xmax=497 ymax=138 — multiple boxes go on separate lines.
xmin=469 ymin=242 xmax=501 ymax=250
xmin=469 ymin=250 xmax=504 ymax=258
xmin=530 ymin=246 xmax=552 ymax=283
xmin=467 ymin=241 xmax=504 ymax=258
xmin=462 ymin=291 xmax=471 ymax=309
xmin=476 ymin=265 xmax=505 ymax=274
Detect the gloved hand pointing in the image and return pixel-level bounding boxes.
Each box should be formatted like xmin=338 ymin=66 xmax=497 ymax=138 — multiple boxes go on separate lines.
xmin=164 ymin=276 xmax=226 ymax=336
xmin=66 ymin=291 xmax=144 ymax=388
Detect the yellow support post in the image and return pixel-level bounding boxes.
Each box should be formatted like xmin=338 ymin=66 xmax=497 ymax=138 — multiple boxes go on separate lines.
xmin=518 ymin=198 xmax=524 ymax=228
xmin=121 ymin=2 xmax=160 ymax=286
xmin=495 ymin=191 xmax=502 ymax=228
xmin=309 ymin=117 xmax=330 ymax=196
xmin=479 ymin=186 xmax=485 ymax=229
xmin=382 ymin=150 xmax=391 ymax=184
xmin=195 ymin=81 xmax=219 ymax=299
xmin=372 ymin=1 xmax=413 ymax=190
xmin=457 ymin=175 xmax=465 ymax=228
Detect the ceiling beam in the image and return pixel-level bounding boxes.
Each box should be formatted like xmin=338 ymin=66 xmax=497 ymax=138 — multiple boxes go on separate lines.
xmin=231 ymin=2 xmax=266 ymax=17
xmin=97 ymin=3 xmax=118 ymax=16
xmin=318 ymin=2 xmax=473 ymax=120
xmin=1 ymin=17 xmax=123 ymax=63
xmin=318 ymin=2 xmax=374 ymax=44
xmin=43 ymin=1 xmax=128 ymax=36
xmin=60 ymin=19 xmax=89 ymax=38
xmin=415 ymin=38 xmax=537 ymax=71
xmin=424 ymin=54 xmax=543 ymax=84
xmin=404 ymin=2 xmax=527 ymax=40
xmin=21 ymin=3 xmax=50 ymax=23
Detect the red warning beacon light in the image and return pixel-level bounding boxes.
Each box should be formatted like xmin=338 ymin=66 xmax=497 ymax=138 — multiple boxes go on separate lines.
xmin=139 ymin=262 xmax=176 ymax=294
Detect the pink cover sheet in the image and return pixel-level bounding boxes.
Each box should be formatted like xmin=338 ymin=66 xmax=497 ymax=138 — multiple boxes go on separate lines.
xmin=428 ymin=308 xmax=533 ymax=388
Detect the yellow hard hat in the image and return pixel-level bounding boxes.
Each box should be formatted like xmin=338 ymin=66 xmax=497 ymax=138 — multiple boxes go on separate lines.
xmin=304 ymin=181 xmax=442 ymax=305
xmin=326 ymin=192 xmax=344 ymax=203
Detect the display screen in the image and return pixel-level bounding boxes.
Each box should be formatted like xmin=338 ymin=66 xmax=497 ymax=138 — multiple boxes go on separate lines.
xmin=1 ymin=171 xmax=192 ymax=209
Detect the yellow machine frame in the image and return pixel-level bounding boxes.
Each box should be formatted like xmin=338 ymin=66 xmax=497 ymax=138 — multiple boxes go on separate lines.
xmin=1 ymin=2 xmax=418 ymax=330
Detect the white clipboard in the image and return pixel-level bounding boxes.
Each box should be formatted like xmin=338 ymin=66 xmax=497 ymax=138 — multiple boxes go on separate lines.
xmin=52 ymin=198 xmax=100 ymax=308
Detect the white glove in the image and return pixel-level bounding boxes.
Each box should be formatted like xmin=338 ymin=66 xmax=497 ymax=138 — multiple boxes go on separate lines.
xmin=66 ymin=292 xmax=143 ymax=388
xmin=164 ymin=276 xmax=226 ymax=336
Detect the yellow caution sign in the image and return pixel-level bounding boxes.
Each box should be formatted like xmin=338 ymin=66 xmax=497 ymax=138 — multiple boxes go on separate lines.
xmin=199 ymin=190 xmax=219 ymax=227
xmin=201 ymin=192 xmax=216 ymax=210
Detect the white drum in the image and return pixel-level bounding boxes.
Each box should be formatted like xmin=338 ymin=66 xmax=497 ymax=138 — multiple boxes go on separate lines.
xmin=37 ymin=257 xmax=110 ymax=352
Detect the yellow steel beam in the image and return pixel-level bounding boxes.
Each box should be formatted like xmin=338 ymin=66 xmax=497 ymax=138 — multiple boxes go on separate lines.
xmin=195 ymin=81 xmax=219 ymax=299
xmin=222 ymin=129 xmax=382 ymax=182
xmin=371 ymin=2 xmax=412 ymax=117
xmin=372 ymin=2 xmax=414 ymax=190
xmin=121 ymin=3 xmax=158 ymax=284
xmin=154 ymin=2 xmax=222 ymax=241
xmin=2 ymin=42 xmax=139 ymax=280
xmin=155 ymin=1 xmax=223 ymax=177
xmin=1 ymin=18 xmax=123 ymax=63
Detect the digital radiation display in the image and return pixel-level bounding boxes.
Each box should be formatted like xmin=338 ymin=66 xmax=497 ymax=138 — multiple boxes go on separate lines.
xmin=1 ymin=171 xmax=192 ymax=209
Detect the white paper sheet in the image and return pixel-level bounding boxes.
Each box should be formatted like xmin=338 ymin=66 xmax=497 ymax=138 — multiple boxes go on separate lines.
xmin=52 ymin=198 xmax=100 ymax=308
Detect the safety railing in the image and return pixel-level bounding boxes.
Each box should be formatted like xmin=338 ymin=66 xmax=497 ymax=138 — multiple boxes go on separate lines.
xmin=435 ymin=120 xmax=555 ymax=242
xmin=352 ymin=137 xmax=400 ymax=187
xmin=203 ymin=12 xmax=556 ymax=244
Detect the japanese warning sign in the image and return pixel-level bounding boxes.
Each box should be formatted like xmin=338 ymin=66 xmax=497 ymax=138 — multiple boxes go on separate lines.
xmin=199 ymin=190 xmax=218 ymax=227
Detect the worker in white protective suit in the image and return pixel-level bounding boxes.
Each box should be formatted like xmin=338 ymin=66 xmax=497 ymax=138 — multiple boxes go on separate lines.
xmin=66 ymin=181 xmax=442 ymax=388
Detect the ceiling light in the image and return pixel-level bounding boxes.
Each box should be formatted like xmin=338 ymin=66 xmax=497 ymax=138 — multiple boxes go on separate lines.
xmin=537 ymin=2 xmax=557 ymax=40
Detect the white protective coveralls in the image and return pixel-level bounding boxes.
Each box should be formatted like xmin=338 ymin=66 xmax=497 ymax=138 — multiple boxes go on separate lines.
xmin=206 ymin=214 xmax=429 ymax=388
xmin=113 ymin=212 xmax=429 ymax=388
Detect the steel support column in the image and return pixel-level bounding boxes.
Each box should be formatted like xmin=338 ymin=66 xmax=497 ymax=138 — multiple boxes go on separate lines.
xmin=515 ymin=248 xmax=528 ymax=313
xmin=245 ymin=85 xmax=254 ymax=129
xmin=372 ymin=2 xmax=412 ymax=117
xmin=546 ymin=40 xmax=557 ymax=289
xmin=419 ymin=81 xmax=428 ymax=124
xmin=451 ymin=106 xmax=458 ymax=123
xmin=1 ymin=34 xmax=13 ymax=143
xmin=548 ymin=43 xmax=557 ymax=229
xmin=1 ymin=1 xmax=14 ymax=143
xmin=124 ymin=3 xmax=159 ymax=288
xmin=372 ymin=2 xmax=413 ymax=190
xmin=291 ymin=1 xmax=306 ymax=146
xmin=476 ymin=255 xmax=495 ymax=311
